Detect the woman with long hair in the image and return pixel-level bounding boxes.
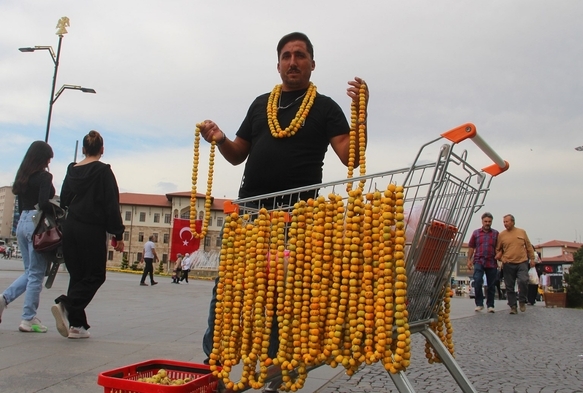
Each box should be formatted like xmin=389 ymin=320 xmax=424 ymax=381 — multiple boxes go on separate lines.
xmin=0 ymin=141 xmax=55 ymax=332
xmin=51 ymin=130 xmax=125 ymax=339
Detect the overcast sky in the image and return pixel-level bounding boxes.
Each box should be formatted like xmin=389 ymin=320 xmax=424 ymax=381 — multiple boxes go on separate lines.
xmin=1 ymin=1 xmax=582 ymax=244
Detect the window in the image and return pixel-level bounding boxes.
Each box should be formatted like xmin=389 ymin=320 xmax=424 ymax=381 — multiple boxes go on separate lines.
xmin=163 ymin=233 xmax=169 ymax=244
xmin=123 ymin=231 xmax=129 ymax=241
xmin=165 ymin=213 xmax=171 ymax=224
xmin=162 ymin=253 xmax=168 ymax=263
xmin=198 ymin=211 xmax=204 ymax=220
xmin=108 ymin=251 xmax=113 ymax=261
xmin=152 ymin=233 xmax=158 ymax=242
xmin=122 ymin=251 xmax=128 ymax=261
xmin=208 ymin=217 xmax=213 ymax=227
xmin=215 ymin=236 xmax=222 ymax=247
xmin=137 ymin=252 xmax=143 ymax=261
xmin=125 ymin=211 xmax=131 ymax=221
xmin=139 ymin=212 xmax=146 ymax=222
xmin=154 ymin=213 xmax=160 ymax=223
xmin=217 ymin=217 xmax=223 ymax=227
xmin=138 ymin=232 xmax=144 ymax=242
xmin=204 ymin=236 xmax=211 ymax=247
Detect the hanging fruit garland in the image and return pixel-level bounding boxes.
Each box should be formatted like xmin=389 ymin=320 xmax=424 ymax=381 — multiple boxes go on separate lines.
xmin=267 ymin=83 xmax=317 ymax=138
xmin=190 ymin=123 xmax=215 ymax=238
xmin=346 ymin=82 xmax=368 ymax=192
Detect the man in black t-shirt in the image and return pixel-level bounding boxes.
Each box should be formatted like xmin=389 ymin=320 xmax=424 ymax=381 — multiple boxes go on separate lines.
xmin=199 ymin=32 xmax=369 ymax=373
xmin=198 ymin=31 xmax=368 ymax=199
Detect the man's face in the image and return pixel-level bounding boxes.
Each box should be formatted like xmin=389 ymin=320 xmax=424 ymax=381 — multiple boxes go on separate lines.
xmin=481 ymin=217 xmax=492 ymax=231
xmin=503 ymin=216 xmax=514 ymax=230
xmin=277 ymin=40 xmax=315 ymax=91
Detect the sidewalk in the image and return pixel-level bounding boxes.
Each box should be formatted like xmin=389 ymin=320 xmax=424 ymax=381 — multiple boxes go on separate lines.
xmin=0 ymin=261 xmax=344 ymax=393
xmin=1 ymin=260 xmax=580 ymax=392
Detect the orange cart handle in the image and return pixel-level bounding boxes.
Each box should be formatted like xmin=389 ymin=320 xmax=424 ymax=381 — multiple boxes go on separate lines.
xmin=441 ymin=123 xmax=509 ymax=176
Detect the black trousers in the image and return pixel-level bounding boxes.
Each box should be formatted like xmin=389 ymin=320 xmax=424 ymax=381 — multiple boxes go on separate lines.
xmin=141 ymin=258 xmax=155 ymax=284
xmin=57 ymin=218 xmax=107 ymax=329
xmin=527 ymin=284 xmax=539 ymax=305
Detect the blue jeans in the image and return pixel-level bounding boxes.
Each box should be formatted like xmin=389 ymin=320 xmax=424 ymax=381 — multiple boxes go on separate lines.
xmin=473 ymin=264 xmax=498 ymax=308
xmin=2 ymin=210 xmax=48 ymax=320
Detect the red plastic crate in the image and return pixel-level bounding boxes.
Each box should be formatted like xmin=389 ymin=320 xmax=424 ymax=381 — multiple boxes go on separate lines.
xmin=97 ymin=359 xmax=219 ymax=393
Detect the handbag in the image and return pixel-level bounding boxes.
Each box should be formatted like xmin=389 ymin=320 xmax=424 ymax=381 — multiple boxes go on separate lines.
xmin=33 ymin=205 xmax=63 ymax=252
xmin=33 ymin=226 xmax=62 ymax=252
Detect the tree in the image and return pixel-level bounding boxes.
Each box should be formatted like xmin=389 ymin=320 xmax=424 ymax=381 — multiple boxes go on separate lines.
xmin=564 ymin=246 xmax=583 ymax=308
xmin=120 ymin=254 xmax=129 ymax=270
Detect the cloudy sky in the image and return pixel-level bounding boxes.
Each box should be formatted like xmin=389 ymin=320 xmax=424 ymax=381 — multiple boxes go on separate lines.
xmin=1 ymin=1 xmax=582 ymax=244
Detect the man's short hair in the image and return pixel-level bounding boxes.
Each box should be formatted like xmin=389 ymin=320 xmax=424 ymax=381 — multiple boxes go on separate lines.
xmin=503 ymin=214 xmax=515 ymax=223
xmin=277 ymin=32 xmax=314 ymax=60
xmin=481 ymin=212 xmax=493 ymax=219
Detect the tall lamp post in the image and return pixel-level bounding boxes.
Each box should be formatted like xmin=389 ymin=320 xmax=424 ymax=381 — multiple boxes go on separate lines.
xmin=18 ymin=17 xmax=96 ymax=143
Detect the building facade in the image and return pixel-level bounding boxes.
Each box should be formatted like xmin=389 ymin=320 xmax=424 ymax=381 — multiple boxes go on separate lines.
xmin=108 ymin=192 xmax=229 ymax=268
xmin=0 ymin=186 xmax=16 ymax=240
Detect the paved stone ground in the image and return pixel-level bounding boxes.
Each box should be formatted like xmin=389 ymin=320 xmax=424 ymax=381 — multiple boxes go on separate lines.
xmin=2 ymin=258 xmax=582 ymax=392
xmin=315 ymin=306 xmax=583 ymax=392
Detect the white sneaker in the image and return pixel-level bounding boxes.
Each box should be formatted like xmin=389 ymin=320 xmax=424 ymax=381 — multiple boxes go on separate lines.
xmin=487 ymin=307 xmax=495 ymax=313
xmin=0 ymin=295 xmax=6 ymax=323
xmin=51 ymin=303 xmax=69 ymax=338
xmin=475 ymin=306 xmax=484 ymax=312
xmin=68 ymin=326 xmax=90 ymax=339
xmin=19 ymin=317 xmax=48 ymax=333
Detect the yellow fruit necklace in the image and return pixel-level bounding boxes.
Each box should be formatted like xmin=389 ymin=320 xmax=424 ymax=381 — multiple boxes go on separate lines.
xmin=190 ymin=123 xmax=215 ymax=238
xmin=267 ymin=82 xmax=317 ymax=138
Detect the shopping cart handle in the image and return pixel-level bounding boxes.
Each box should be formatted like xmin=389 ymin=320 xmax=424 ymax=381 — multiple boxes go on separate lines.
xmin=441 ymin=123 xmax=509 ymax=176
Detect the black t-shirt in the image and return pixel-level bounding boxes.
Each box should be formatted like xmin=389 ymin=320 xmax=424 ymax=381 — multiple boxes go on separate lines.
xmin=17 ymin=171 xmax=55 ymax=213
xmin=236 ymin=89 xmax=349 ymax=199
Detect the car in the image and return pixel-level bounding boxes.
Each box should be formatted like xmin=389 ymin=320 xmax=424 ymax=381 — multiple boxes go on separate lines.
xmin=0 ymin=245 xmax=5 ymax=256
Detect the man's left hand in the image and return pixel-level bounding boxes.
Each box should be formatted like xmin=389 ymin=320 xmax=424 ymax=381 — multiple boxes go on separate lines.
xmin=347 ymin=77 xmax=369 ymax=107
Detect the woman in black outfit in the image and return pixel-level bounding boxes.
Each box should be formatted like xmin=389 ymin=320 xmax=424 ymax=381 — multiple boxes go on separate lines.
xmin=0 ymin=141 xmax=54 ymax=332
xmin=51 ymin=131 xmax=125 ymax=339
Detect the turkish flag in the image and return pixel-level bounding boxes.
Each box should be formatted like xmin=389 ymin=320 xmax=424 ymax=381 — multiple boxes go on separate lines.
xmin=170 ymin=218 xmax=201 ymax=261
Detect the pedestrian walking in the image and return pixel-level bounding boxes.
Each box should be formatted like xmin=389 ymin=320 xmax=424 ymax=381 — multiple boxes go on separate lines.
xmin=172 ymin=254 xmax=183 ymax=284
xmin=495 ymin=214 xmax=535 ymax=314
xmin=467 ymin=212 xmax=499 ymax=313
xmin=51 ymin=130 xmax=125 ymax=339
xmin=140 ymin=236 xmax=159 ymax=286
xmin=0 ymin=141 xmax=55 ymax=333
xmin=180 ymin=253 xmax=192 ymax=283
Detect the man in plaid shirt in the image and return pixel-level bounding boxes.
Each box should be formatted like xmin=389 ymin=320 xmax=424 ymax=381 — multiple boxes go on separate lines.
xmin=467 ymin=212 xmax=499 ymax=313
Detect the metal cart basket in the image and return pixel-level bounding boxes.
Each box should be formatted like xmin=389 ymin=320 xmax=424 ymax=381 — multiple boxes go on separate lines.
xmin=222 ymin=123 xmax=508 ymax=393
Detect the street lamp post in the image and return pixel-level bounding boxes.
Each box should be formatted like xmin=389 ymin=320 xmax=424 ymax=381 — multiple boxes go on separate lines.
xmin=18 ymin=17 xmax=96 ymax=143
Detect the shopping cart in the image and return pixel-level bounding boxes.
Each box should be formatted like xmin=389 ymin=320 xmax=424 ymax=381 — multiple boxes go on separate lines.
xmin=220 ymin=123 xmax=508 ymax=393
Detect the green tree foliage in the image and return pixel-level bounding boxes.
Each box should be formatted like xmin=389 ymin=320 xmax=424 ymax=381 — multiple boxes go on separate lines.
xmin=120 ymin=254 xmax=129 ymax=270
xmin=564 ymin=246 xmax=583 ymax=308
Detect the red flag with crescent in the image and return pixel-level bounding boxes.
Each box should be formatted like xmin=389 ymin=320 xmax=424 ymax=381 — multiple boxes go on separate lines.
xmin=170 ymin=218 xmax=201 ymax=261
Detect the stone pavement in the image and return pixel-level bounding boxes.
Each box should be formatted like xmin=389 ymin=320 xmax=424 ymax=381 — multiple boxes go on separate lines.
xmin=1 ymin=259 xmax=582 ymax=392
xmin=315 ymin=301 xmax=583 ymax=392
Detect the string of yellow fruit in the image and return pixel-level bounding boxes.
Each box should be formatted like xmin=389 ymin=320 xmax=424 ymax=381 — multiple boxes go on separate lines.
xmin=346 ymin=83 xmax=368 ymax=192
xmin=425 ymin=286 xmax=455 ymax=363
xmin=210 ymin=188 xmax=410 ymax=391
xmin=267 ymin=83 xmax=317 ymax=138
xmin=190 ymin=123 xmax=215 ymax=238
